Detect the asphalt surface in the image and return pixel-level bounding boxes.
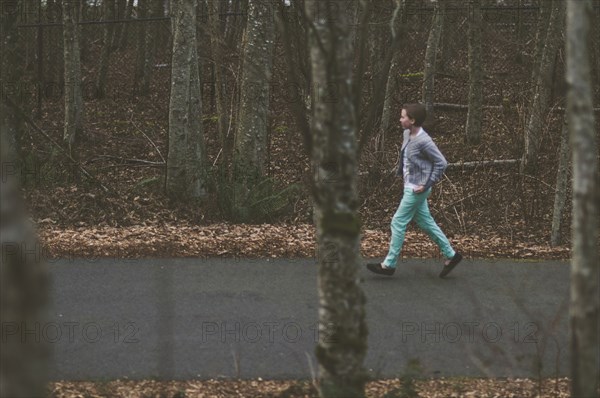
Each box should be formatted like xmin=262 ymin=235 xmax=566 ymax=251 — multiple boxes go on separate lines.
xmin=35 ymin=257 xmax=571 ymax=380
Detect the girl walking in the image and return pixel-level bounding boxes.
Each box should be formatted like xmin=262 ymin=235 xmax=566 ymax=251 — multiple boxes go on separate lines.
xmin=367 ymin=103 xmax=462 ymax=278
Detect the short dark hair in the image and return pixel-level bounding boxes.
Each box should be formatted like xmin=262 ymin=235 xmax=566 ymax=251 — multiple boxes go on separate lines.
xmin=403 ymin=103 xmax=426 ymax=126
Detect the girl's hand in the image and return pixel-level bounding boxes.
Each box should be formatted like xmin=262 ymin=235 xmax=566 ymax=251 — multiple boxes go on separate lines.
xmin=413 ymin=185 xmax=426 ymax=194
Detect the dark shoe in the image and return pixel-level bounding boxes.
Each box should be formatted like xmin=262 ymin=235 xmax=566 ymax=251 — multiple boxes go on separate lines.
xmin=439 ymin=252 xmax=463 ymax=278
xmin=366 ymin=263 xmax=396 ymax=276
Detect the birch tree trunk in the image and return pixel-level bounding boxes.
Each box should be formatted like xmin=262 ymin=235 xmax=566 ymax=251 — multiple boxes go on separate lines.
xmin=305 ymin=2 xmax=368 ymax=396
xmin=1 ymin=9 xmax=50 ymax=394
xmin=523 ymin=0 xmax=564 ymax=173
xmin=232 ymin=0 xmax=275 ymax=215
xmin=63 ymin=0 xmax=84 ymax=155
xmin=550 ymin=114 xmax=569 ymax=246
xmin=566 ymin=2 xmax=600 ymax=397
xmin=422 ymin=0 xmax=444 ymax=121
xmin=166 ymin=0 xmax=207 ymax=199
xmin=96 ymin=0 xmax=116 ymax=98
xmin=465 ymin=0 xmax=483 ymax=145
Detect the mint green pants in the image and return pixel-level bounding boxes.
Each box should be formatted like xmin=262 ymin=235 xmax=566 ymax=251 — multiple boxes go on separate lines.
xmin=383 ymin=187 xmax=456 ymax=268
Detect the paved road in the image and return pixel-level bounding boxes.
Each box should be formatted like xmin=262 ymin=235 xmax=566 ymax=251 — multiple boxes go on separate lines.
xmin=37 ymin=258 xmax=570 ymax=380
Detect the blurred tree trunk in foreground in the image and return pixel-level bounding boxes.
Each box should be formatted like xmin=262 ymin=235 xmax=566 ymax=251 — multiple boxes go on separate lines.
xmin=566 ymin=1 xmax=600 ymax=397
xmin=1 ymin=2 xmax=50 ymax=392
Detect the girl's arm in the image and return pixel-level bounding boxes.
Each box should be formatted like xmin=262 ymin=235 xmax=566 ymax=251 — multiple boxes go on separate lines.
xmin=421 ymin=140 xmax=448 ymax=190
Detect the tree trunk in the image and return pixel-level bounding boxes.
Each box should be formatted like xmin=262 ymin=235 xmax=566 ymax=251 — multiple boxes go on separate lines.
xmin=378 ymin=0 xmax=407 ymax=153
xmin=437 ymin=0 xmax=450 ymax=72
xmin=134 ymin=0 xmax=148 ymax=94
xmin=62 ymin=0 xmax=84 ymax=155
xmin=226 ymin=0 xmax=248 ymax=54
xmin=550 ymin=114 xmax=569 ymax=246
xmin=96 ymin=0 xmax=116 ymax=98
xmin=276 ymin=0 xmax=311 ymax=157
xmin=231 ymin=0 xmax=275 ymax=217
xmin=112 ymin=0 xmax=127 ymax=50
xmin=514 ymin=0 xmax=524 ymax=64
xmin=208 ymin=0 xmax=228 ymax=148
xmin=140 ymin=0 xmax=163 ymax=95
xmin=118 ymin=0 xmax=135 ymax=50
xmin=465 ymin=0 xmax=483 ymax=145
xmin=566 ymin=2 xmax=600 ymax=397
xmin=0 ymin=6 xmax=50 ymax=394
xmin=530 ymin=0 xmax=552 ymax=94
xmin=422 ymin=0 xmax=444 ymax=122
xmin=166 ymin=0 xmax=207 ymax=199
xmin=46 ymin=0 xmax=61 ymax=81
xmin=595 ymin=7 xmax=600 ymax=91
xmin=523 ymin=0 xmax=565 ymax=174
xmin=305 ymin=2 xmax=368 ymax=397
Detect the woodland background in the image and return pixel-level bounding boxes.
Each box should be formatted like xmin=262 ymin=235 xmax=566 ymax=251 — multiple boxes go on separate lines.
xmin=1 ymin=0 xmax=600 ymax=397
xmin=6 ymin=0 xmax=599 ymax=260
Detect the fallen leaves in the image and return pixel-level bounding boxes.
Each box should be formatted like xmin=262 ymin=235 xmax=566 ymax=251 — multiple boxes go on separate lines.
xmin=37 ymin=223 xmax=571 ymax=261
xmin=47 ymin=377 xmax=574 ymax=398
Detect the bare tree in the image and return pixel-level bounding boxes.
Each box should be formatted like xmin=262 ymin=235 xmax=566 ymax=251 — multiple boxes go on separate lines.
xmin=465 ymin=0 xmax=483 ymax=145
xmin=566 ymin=2 xmax=600 ymax=397
xmin=134 ymin=0 xmax=148 ymax=94
xmin=377 ymin=0 xmax=407 ymax=152
xmin=62 ymin=0 xmax=84 ymax=155
xmin=112 ymin=0 xmax=127 ymax=50
xmin=208 ymin=0 xmax=229 ymax=148
xmin=118 ymin=0 xmax=136 ymax=50
xmin=305 ymin=2 xmax=368 ymax=396
xmin=166 ymin=0 xmax=207 ymax=199
xmin=530 ymin=0 xmax=552 ymax=95
xmin=422 ymin=0 xmax=444 ymax=120
xmin=96 ymin=0 xmax=116 ymax=98
xmin=231 ymin=0 xmax=275 ymax=214
xmin=550 ymin=114 xmax=569 ymax=246
xmin=139 ymin=0 xmax=164 ymax=95
xmin=226 ymin=0 xmax=249 ymax=54
xmin=523 ymin=0 xmax=565 ymax=173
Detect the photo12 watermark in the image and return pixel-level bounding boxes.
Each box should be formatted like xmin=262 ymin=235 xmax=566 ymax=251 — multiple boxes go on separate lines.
xmin=399 ymin=321 xmax=538 ymax=344
xmin=1 ymin=321 xmax=140 ymax=344
xmin=200 ymin=320 xmax=339 ymax=345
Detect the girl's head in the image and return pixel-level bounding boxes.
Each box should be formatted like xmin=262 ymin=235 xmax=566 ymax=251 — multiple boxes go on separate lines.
xmin=401 ymin=103 xmax=427 ymax=128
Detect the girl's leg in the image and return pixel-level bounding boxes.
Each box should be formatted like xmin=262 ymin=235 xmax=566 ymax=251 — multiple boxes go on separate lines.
xmin=413 ymin=189 xmax=456 ymax=260
xmin=382 ymin=188 xmax=423 ymax=268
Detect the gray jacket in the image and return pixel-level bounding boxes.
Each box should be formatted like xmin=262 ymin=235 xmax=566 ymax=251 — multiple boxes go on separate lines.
xmin=395 ymin=128 xmax=448 ymax=190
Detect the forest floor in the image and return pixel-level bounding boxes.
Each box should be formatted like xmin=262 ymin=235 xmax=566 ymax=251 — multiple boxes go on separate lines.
xmin=47 ymin=377 xmax=574 ymax=398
